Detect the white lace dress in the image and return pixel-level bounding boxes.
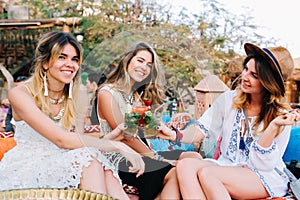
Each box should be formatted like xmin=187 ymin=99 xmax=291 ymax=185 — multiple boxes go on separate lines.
xmin=98 ymin=85 xmax=127 ymax=136
xmin=98 ymin=85 xmax=128 ymax=166
xmin=0 ymin=120 xmax=120 ymax=191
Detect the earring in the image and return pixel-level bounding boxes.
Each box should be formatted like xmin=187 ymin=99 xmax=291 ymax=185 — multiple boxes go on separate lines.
xmin=43 ymin=72 xmax=48 ymax=96
xmin=68 ymin=80 xmax=73 ymax=99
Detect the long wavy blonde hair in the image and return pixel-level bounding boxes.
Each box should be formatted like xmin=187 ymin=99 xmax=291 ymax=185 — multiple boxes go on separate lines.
xmin=27 ymin=31 xmax=83 ymax=130
xmin=103 ymin=41 xmax=166 ymax=105
xmin=233 ymin=53 xmax=290 ymax=136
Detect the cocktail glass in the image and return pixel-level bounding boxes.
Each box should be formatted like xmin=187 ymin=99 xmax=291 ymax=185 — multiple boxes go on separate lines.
xmin=132 ymin=103 xmax=148 ymax=127
xmin=124 ymin=112 xmax=141 ymax=138
xmin=143 ymin=104 xmax=164 ymax=139
xmin=144 ymin=112 xmax=161 ymax=139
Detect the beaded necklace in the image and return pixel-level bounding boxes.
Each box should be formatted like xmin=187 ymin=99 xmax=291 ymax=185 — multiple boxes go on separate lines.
xmin=50 ymin=108 xmax=65 ymax=122
xmin=49 ymin=95 xmax=65 ymax=105
xmin=49 ymin=95 xmax=65 ymax=121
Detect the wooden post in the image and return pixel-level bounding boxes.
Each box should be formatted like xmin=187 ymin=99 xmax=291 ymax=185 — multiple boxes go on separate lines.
xmin=285 ymin=80 xmax=296 ymax=103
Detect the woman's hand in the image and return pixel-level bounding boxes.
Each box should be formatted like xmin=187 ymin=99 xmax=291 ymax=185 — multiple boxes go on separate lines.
xmin=103 ymin=123 xmax=126 ymax=141
xmin=157 ymin=123 xmax=176 ymax=141
xmin=118 ymin=143 xmax=145 ymax=177
xmin=272 ymin=109 xmax=300 ymax=127
xmin=289 ymin=108 xmax=300 ymax=122
xmin=258 ymin=109 xmax=300 ymax=147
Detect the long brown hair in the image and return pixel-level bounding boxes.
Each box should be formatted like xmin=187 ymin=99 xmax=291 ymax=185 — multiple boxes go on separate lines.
xmin=103 ymin=41 xmax=166 ymax=105
xmin=233 ymin=53 xmax=290 ymax=136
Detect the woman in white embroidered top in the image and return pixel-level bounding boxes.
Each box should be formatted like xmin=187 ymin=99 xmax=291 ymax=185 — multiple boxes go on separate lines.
xmin=159 ymin=43 xmax=300 ymax=199
xmin=0 ymin=31 xmax=145 ymax=200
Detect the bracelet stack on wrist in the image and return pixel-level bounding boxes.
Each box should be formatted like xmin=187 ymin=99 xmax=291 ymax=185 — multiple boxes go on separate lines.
xmin=168 ymin=125 xmax=183 ymax=150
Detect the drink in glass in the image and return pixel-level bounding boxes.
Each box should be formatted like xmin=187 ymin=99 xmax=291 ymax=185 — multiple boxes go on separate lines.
xmin=144 ymin=111 xmax=161 ymax=139
xmin=132 ymin=103 xmax=148 ymax=127
xmin=124 ymin=112 xmax=141 ymax=137
xmin=143 ymin=103 xmax=164 ymax=139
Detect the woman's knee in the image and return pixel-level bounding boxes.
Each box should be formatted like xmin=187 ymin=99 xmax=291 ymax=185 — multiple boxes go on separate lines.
xmin=197 ymin=166 xmax=214 ymax=182
xmin=176 ymin=158 xmax=195 ymax=170
xmin=176 ymin=158 xmax=202 ymax=179
xmin=164 ymin=168 xmax=177 ymax=184
xmin=88 ymin=158 xmax=101 ymax=168
xmin=79 ymin=159 xmax=105 ymax=189
xmin=179 ymin=151 xmax=202 ymax=160
xmin=82 ymin=158 xmax=105 ymax=176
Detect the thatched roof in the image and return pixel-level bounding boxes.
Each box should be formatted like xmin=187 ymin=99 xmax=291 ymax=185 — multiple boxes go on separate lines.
xmin=194 ymin=74 xmax=229 ymax=93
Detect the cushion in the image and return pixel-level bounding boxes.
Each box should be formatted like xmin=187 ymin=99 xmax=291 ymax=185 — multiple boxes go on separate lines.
xmin=283 ymin=127 xmax=300 ymax=163
xmin=0 ymin=188 xmax=117 ymax=200
xmin=83 ymin=125 xmax=101 ymax=138
xmin=0 ymin=131 xmax=14 ymax=138
xmin=0 ymin=137 xmax=16 ymax=160
xmin=123 ymin=184 xmax=139 ymax=195
xmin=84 ymin=125 xmax=100 ymax=133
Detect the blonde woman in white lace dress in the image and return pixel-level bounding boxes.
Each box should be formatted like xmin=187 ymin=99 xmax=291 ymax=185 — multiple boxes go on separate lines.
xmin=0 ymin=31 xmax=144 ymax=200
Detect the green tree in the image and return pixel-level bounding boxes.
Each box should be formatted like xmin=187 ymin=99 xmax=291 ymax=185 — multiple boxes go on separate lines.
xmin=6 ymin=0 xmax=276 ymax=101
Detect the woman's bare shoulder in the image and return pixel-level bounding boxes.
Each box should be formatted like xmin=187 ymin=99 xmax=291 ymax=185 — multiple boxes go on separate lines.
xmin=8 ymin=84 xmax=31 ymax=100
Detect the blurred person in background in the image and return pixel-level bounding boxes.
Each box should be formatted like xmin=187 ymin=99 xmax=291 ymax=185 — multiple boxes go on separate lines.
xmin=5 ymin=76 xmax=29 ymax=132
xmin=85 ymin=72 xmax=101 ymax=125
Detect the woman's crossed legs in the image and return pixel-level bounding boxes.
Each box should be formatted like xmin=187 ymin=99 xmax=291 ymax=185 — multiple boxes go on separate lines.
xmin=79 ymin=159 xmax=130 ymax=200
xmin=176 ymin=158 xmax=268 ymax=200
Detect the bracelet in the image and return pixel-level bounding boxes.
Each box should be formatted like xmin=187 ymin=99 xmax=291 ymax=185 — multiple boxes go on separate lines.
xmin=152 ymin=152 xmax=164 ymax=161
xmin=168 ymin=126 xmax=183 ymax=150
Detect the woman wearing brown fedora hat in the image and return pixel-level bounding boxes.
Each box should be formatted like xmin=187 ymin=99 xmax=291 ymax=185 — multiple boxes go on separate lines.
xmin=159 ymin=43 xmax=300 ymax=199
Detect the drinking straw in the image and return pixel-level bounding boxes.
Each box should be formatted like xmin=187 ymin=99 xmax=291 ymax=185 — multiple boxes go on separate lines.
xmin=137 ymin=91 xmax=143 ymax=102
xmin=154 ymin=103 xmax=164 ymax=116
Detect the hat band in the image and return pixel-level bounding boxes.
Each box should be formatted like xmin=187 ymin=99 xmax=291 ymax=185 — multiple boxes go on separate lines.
xmin=262 ymin=48 xmax=284 ymax=80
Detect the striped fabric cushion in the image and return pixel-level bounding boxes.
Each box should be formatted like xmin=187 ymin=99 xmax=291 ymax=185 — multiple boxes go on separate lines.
xmin=0 ymin=131 xmax=14 ymax=138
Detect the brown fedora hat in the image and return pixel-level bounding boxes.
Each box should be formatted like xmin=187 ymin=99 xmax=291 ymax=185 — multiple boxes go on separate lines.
xmin=244 ymin=43 xmax=294 ymax=96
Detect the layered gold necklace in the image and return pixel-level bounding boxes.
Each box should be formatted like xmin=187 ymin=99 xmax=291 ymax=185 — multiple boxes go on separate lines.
xmin=48 ymin=94 xmax=65 ymax=121
xmin=51 ymin=108 xmax=65 ymax=122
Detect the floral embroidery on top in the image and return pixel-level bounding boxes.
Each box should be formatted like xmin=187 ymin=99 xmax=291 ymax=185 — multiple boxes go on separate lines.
xmin=244 ymin=136 xmax=253 ymax=156
xmin=252 ymin=141 xmax=276 ymax=154
xmin=226 ymin=109 xmax=256 ymax=162
xmin=226 ymin=109 xmax=242 ymax=162
xmin=252 ymin=168 xmax=275 ymax=197
xmin=196 ymin=120 xmax=209 ymax=137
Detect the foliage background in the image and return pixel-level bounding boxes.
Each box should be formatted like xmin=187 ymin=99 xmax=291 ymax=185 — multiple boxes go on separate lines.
xmin=1 ymin=0 xmax=278 ymax=101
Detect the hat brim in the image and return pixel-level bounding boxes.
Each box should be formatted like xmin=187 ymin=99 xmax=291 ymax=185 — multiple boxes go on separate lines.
xmin=244 ymin=43 xmax=285 ymax=94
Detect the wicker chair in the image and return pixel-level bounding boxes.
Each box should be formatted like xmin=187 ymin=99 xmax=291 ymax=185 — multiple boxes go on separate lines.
xmin=0 ymin=188 xmax=117 ymax=200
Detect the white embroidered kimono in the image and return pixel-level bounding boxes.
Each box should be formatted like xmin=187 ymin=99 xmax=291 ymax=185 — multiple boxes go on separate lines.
xmin=196 ymin=90 xmax=290 ymax=197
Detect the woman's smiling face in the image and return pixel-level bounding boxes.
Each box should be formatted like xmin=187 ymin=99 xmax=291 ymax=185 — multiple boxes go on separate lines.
xmin=46 ymin=43 xmax=80 ymax=87
xmin=241 ymin=58 xmax=264 ymax=95
xmin=127 ymin=50 xmax=152 ymax=84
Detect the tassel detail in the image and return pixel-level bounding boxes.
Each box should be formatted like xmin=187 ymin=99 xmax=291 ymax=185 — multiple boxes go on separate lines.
xmin=68 ymin=80 xmax=73 ymax=99
xmin=239 ymin=136 xmax=245 ymax=150
xmin=43 ymin=73 xmax=48 ymax=96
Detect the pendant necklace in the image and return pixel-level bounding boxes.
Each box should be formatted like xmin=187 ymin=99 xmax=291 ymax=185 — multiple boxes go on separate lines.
xmin=120 ymin=91 xmax=134 ymax=105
